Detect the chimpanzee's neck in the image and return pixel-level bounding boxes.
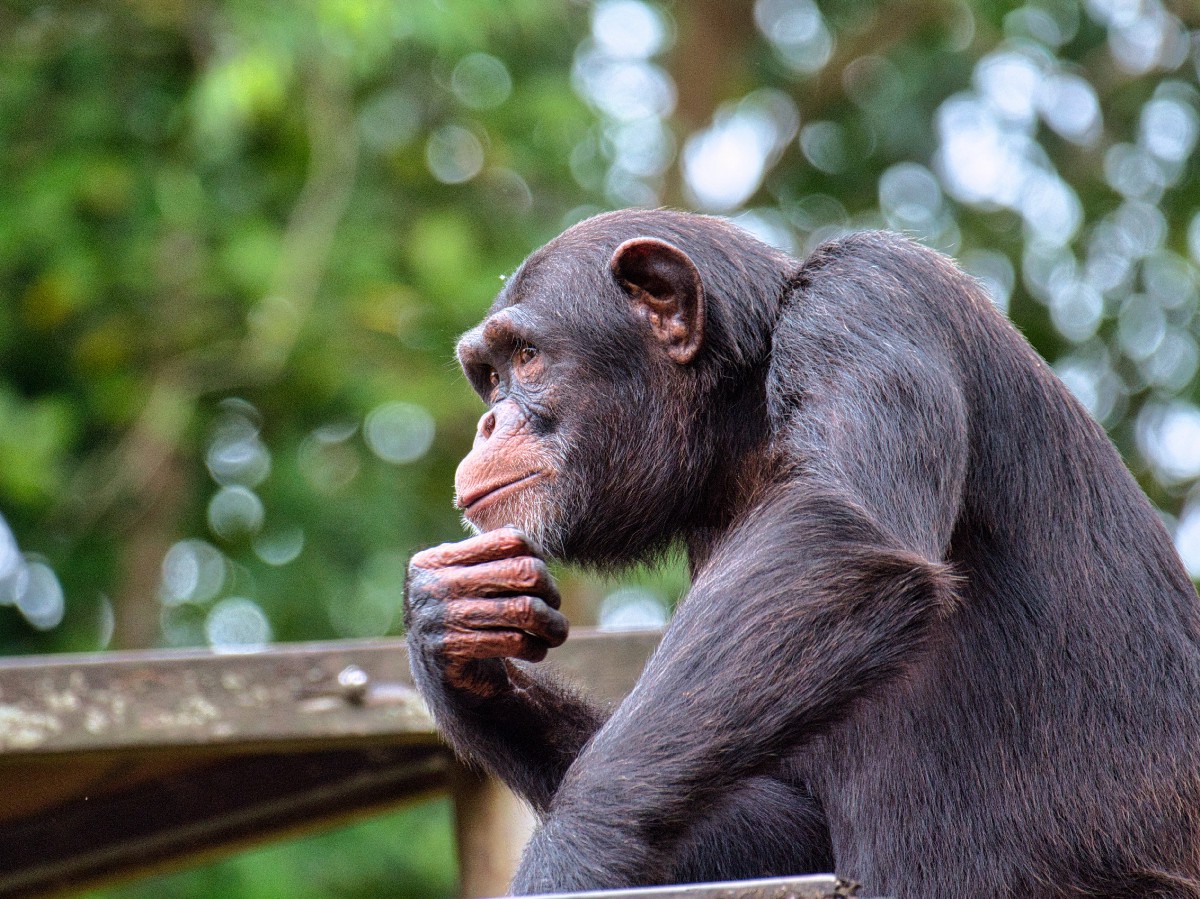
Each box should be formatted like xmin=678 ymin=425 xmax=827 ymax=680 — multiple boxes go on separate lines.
xmin=683 ymin=385 xmax=776 ymax=577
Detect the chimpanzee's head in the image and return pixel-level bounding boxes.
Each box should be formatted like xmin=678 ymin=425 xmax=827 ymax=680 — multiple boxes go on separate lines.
xmin=452 ymin=210 xmax=794 ymax=567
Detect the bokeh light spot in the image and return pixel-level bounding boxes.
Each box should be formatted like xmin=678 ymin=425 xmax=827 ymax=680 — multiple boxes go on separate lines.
xmin=359 ymin=89 xmax=420 ymax=154
xmin=573 ymin=56 xmax=675 ymax=123
xmin=592 ymin=0 xmax=667 ymax=60
xmin=206 ymin=409 xmax=271 ymax=487
xmin=960 ymin=249 xmax=1015 ymax=313
xmin=451 ymin=54 xmax=513 ymax=110
xmin=1055 ymin=344 xmax=1126 ymax=425
xmin=1137 ymin=401 xmax=1200 ymax=483
xmin=206 ymin=596 xmax=272 ymax=653
xmin=683 ymin=92 xmax=796 ymax=212
xmin=879 ymin=162 xmax=943 ymax=231
xmin=0 ymin=516 xmax=21 ymax=599
xmin=16 ymin=561 xmax=65 ymax=631
xmin=299 ymin=424 xmax=361 ymax=494
xmin=1039 ymin=73 xmax=1101 ymax=145
xmin=208 ymin=485 xmax=266 ymax=541
xmin=1139 ymin=96 xmax=1199 ymax=163
xmin=1116 ymin=293 xmax=1166 ymax=361
xmin=426 ymin=125 xmax=485 ymax=184
xmin=975 ymin=48 xmax=1044 ymax=124
xmin=365 ymin=401 xmax=435 ymax=465
xmin=754 ymin=0 xmax=833 ymax=74
xmin=1140 ymin=331 xmax=1198 ymax=392
xmin=799 ymin=121 xmax=846 ymax=175
xmin=1176 ymin=503 xmax=1200 ymax=578
xmin=598 ymin=586 xmax=668 ymax=631
xmin=254 ymin=528 xmax=305 ymax=566
xmin=160 ymin=539 xmax=227 ymax=606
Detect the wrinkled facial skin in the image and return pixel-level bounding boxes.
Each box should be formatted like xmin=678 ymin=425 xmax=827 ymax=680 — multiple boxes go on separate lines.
xmin=454 ymin=305 xmax=572 ymax=555
xmin=451 ymin=230 xmax=711 ymax=568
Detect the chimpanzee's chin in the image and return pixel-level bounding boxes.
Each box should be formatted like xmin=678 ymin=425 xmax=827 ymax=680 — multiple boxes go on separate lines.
xmin=459 ymin=501 xmax=561 ymax=556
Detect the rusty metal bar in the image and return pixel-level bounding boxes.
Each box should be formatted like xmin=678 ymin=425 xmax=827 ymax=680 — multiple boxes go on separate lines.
xmin=523 ymin=875 xmax=856 ymax=899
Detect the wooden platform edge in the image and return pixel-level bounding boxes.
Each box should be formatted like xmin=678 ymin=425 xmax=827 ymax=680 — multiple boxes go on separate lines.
xmin=0 ymin=629 xmax=662 ymax=756
xmin=0 ymin=629 xmax=662 ymax=897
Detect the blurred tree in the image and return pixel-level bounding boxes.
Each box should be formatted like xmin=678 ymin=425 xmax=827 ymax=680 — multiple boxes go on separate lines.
xmin=0 ymin=0 xmax=1197 ymax=895
xmin=0 ymin=0 xmax=607 ymax=655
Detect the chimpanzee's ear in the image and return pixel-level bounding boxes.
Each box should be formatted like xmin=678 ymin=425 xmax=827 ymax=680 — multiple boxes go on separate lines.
xmin=610 ymin=238 xmax=705 ymax=365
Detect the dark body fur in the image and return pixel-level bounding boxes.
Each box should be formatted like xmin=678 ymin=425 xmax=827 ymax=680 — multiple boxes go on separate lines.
xmin=405 ymin=210 xmax=1200 ymax=897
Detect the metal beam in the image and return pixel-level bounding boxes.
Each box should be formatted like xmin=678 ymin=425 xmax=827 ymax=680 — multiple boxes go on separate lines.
xmin=524 ymin=875 xmax=858 ymax=899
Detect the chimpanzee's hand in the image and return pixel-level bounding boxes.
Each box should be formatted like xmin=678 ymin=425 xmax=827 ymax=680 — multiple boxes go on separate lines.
xmin=404 ymin=527 xmax=568 ymax=699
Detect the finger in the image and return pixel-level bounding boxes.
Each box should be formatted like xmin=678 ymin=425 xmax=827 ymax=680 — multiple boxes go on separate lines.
xmin=433 ymin=556 xmax=560 ymax=607
xmin=445 ymin=597 xmax=569 ymax=647
xmin=411 ymin=527 xmax=536 ymax=570
xmin=442 ymin=629 xmax=551 ymax=664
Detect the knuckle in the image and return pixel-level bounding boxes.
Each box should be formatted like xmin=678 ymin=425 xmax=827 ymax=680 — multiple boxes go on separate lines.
xmin=409 ymin=544 xmax=447 ymax=570
xmin=498 ymin=526 xmax=538 ymax=555
xmin=494 ymin=529 xmax=527 ymax=555
xmin=513 ymin=557 xmax=540 ymax=589
xmin=442 ymin=631 xmax=481 ymax=660
xmin=503 ymin=631 xmax=528 ymax=654
xmin=454 ymin=601 xmax=492 ymax=630
xmin=482 ymin=632 xmax=511 ymax=657
xmin=510 ymin=596 xmax=542 ymax=628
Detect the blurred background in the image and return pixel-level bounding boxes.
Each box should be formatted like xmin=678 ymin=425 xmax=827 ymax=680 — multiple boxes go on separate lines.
xmin=0 ymin=0 xmax=1197 ymax=895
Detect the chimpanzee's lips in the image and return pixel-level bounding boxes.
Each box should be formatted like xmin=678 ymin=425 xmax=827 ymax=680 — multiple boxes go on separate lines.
xmin=458 ymin=471 xmax=544 ymax=513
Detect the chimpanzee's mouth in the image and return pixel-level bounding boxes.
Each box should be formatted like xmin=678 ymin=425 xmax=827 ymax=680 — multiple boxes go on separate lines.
xmin=459 ymin=471 xmax=545 ymax=514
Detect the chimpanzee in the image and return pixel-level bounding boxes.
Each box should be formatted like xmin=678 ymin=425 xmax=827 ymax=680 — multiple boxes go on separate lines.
xmin=403 ymin=209 xmax=1200 ymax=897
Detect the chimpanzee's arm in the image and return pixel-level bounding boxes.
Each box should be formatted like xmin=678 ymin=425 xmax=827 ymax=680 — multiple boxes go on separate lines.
xmin=410 ymin=654 xmax=607 ymax=814
xmin=511 ymin=492 xmax=960 ymax=890
xmin=510 ymin=282 xmax=971 ymax=891
xmin=405 ymin=530 xmax=608 ymax=813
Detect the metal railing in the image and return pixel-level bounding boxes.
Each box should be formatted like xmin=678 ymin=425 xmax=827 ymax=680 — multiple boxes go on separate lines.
xmin=523 ymin=875 xmax=857 ymax=899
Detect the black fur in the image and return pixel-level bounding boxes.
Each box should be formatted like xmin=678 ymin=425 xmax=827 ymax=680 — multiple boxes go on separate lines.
xmin=406 ymin=210 xmax=1200 ymax=897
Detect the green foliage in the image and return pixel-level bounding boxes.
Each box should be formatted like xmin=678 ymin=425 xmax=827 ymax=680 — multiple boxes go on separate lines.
xmin=0 ymin=0 xmax=598 ymax=654
xmin=0 ymin=0 xmax=1197 ymax=895
xmin=88 ymin=799 xmax=457 ymax=899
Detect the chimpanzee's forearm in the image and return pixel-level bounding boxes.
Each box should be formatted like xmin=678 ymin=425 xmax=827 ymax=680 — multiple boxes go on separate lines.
xmin=412 ymin=655 xmax=608 ymax=814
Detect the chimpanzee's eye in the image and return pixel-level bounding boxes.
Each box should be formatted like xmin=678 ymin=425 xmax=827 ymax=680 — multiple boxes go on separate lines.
xmin=488 ymin=368 xmax=500 ymax=388
xmin=516 ymin=345 xmax=540 ymax=367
